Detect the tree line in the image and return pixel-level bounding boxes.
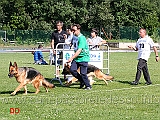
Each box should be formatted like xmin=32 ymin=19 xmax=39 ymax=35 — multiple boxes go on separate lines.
xmin=0 ymin=0 xmax=160 ymax=36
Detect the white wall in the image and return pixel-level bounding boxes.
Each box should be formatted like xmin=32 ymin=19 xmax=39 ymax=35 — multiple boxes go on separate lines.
xmin=119 ymin=43 xmax=159 ymax=48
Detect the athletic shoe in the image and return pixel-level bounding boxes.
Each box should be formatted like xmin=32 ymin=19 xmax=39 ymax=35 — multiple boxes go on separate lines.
xmin=145 ymin=82 xmax=152 ymax=85
xmin=131 ymin=81 xmax=139 ymax=85
xmin=84 ymin=87 xmax=92 ymax=90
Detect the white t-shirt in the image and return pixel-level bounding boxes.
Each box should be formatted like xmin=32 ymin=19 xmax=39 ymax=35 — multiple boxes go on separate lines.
xmin=64 ymin=33 xmax=73 ymax=49
xmin=87 ymin=36 xmax=103 ymax=50
xmin=87 ymin=36 xmax=103 ymax=45
xmin=136 ymin=35 xmax=155 ymax=61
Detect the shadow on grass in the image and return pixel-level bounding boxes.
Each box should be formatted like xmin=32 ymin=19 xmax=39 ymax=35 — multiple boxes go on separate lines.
xmin=45 ymin=78 xmax=69 ymax=88
xmin=46 ymin=78 xmax=112 ymax=89
xmin=46 ymin=78 xmax=84 ymax=89
xmin=0 ymin=91 xmax=35 ymax=95
xmin=116 ymin=80 xmax=131 ymax=84
xmin=116 ymin=80 xmax=142 ymax=85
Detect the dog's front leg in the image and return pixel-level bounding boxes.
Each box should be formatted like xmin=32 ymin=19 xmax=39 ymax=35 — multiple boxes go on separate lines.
xmin=23 ymin=85 xmax=27 ymax=95
xmin=11 ymin=83 xmax=24 ymax=96
xmin=104 ymin=80 xmax=108 ymax=85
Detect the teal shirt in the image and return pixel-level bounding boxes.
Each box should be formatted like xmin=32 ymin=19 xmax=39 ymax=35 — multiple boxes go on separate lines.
xmin=74 ymin=33 xmax=90 ymax=62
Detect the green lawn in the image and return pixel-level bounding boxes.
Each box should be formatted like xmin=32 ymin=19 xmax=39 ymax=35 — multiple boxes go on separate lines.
xmin=0 ymin=52 xmax=160 ymax=120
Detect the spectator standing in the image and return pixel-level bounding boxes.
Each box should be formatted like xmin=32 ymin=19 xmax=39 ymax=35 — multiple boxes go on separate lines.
xmin=51 ymin=20 xmax=67 ymax=78
xmin=64 ymin=25 xmax=78 ymax=49
xmin=63 ymin=25 xmax=78 ymax=82
xmin=128 ymin=28 xmax=159 ymax=85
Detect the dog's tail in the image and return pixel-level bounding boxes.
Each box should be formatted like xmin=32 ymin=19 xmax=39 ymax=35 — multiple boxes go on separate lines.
xmin=104 ymin=75 xmax=114 ymax=81
xmin=95 ymin=70 xmax=114 ymax=81
xmin=42 ymin=79 xmax=55 ymax=88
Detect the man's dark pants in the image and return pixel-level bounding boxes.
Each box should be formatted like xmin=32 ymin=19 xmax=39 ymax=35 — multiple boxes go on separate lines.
xmin=135 ymin=58 xmax=151 ymax=83
xmin=70 ymin=60 xmax=91 ymax=88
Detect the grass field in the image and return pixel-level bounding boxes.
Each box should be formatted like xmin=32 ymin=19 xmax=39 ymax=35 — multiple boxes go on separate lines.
xmin=0 ymin=52 xmax=160 ymax=120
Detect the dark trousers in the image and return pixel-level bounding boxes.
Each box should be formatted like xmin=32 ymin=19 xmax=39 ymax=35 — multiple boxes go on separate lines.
xmin=135 ymin=58 xmax=151 ymax=83
xmin=70 ymin=60 xmax=91 ymax=88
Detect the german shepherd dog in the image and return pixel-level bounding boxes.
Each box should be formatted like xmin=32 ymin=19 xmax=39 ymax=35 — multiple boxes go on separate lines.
xmin=62 ymin=63 xmax=114 ymax=86
xmin=8 ymin=62 xmax=55 ymax=95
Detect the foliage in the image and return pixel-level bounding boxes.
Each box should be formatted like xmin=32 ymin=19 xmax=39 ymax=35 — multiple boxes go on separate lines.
xmin=110 ymin=0 xmax=159 ymax=35
xmin=86 ymin=0 xmax=114 ymax=30
xmin=0 ymin=0 xmax=160 ymax=41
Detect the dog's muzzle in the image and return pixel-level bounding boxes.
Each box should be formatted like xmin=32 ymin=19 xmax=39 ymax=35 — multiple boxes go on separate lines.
xmin=8 ymin=73 xmax=14 ymax=78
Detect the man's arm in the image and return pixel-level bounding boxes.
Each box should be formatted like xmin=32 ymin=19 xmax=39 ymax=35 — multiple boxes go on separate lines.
xmin=87 ymin=38 xmax=92 ymax=45
xmin=51 ymin=32 xmax=55 ymax=49
xmin=99 ymin=39 xmax=106 ymax=45
xmin=153 ymin=46 xmax=159 ymax=62
xmin=67 ymin=49 xmax=82 ymax=63
xmin=128 ymin=45 xmax=138 ymax=51
xmin=51 ymin=39 xmax=54 ymax=49
xmin=50 ymin=39 xmax=56 ymax=54
xmin=98 ymin=37 xmax=106 ymax=45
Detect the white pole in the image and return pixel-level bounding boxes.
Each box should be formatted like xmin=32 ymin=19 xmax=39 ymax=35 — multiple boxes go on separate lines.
xmin=4 ymin=31 xmax=6 ymax=42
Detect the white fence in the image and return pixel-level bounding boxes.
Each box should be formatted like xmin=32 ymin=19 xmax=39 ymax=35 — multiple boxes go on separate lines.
xmin=50 ymin=43 xmax=110 ymax=85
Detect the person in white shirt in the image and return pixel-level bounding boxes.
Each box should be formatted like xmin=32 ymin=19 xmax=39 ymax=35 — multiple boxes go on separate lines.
xmin=63 ymin=26 xmax=78 ymax=82
xmin=64 ymin=26 xmax=74 ymax=49
xmin=87 ymin=28 xmax=106 ymax=50
xmin=128 ymin=28 xmax=159 ymax=85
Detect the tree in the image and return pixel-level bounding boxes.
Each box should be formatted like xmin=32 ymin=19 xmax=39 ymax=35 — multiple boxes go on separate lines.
xmin=87 ymin=0 xmax=114 ymax=31
xmin=110 ymin=0 xmax=159 ymax=35
xmin=0 ymin=0 xmax=160 ymax=34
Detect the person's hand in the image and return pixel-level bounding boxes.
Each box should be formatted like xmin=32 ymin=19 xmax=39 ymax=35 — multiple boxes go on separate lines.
xmin=31 ymin=51 xmax=34 ymax=55
xmin=128 ymin=45 xmax=133 ymax=49
xmin=67 ymin=58 xmax=73 ymax=63
xmin=98 ymin=42 xmax=102 ymax=46
xmin=156 ymin=56 xmax=159 ymax=62
xmin=53 ymin=49 xmax=56 ymax=54
xmin=63 ymin=34 xmax=67 ymax=39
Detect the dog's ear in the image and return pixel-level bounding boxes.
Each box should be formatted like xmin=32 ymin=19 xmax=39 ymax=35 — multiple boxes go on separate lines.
xmin=13 ymin=62 xmax=18 ymax=70
xmin=9 ymin=62 xmax=12 ymax=72
xmin=10 ymin=61 xmax=12 ymax=66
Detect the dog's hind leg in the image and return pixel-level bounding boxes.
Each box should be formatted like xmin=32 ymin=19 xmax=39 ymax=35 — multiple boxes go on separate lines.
xmin=44 ymin=87 xmax=48 ymax=93
xmin=33 ymin=82 xmax=40 ymax=94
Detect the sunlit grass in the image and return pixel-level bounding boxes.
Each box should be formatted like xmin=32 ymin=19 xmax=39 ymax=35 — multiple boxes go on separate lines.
xmin=0 ymin=52 xmax=160 ymax=120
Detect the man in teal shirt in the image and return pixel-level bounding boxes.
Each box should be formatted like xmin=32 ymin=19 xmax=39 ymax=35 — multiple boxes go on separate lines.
xmin=67 ymin=24 xmax=91 ymax=90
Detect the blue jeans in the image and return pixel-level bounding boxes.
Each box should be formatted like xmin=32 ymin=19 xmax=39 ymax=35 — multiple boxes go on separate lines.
xmin=70 ymin=60 xmax=91 ymax=88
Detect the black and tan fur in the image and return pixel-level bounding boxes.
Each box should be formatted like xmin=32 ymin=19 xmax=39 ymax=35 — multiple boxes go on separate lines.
xmin=8 ymin=62 xmax=55 ymax=95
xmin=62 ymin=63 xmax=114 ymax=86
